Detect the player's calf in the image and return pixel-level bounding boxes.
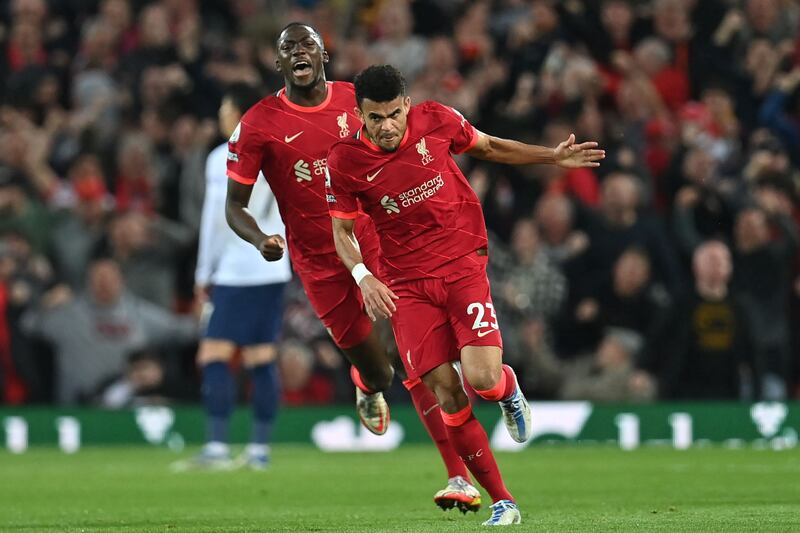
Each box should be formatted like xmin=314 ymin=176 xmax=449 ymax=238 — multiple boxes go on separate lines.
xmin=343 ymin=331 xmax=395 ymax=392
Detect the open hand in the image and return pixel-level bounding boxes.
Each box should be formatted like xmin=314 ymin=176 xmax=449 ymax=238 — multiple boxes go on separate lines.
xmin=359 ymin=275 xmax=398 ymax=321
xmin=258 ymin=234 xmax=285 ymax=261
xmin=554 ymin=133 xmax=605 ymax=168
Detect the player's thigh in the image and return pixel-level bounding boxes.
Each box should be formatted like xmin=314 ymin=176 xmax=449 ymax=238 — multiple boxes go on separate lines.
xmin=460 ymin=345 xmax=503 ymax=391
xmin=203 ymin=283 xmax=285 ymax=348
xmin=391 ymin=281 xmax=459 ymax=380
xmin=242 ymin=343 xmax=278 ymax=366
xmin=445 ymin=269 xmax=504 ymax=388
xmin=299 ymin=272 xmax=372 ymax=349
xmin=239 ymin=282 xmax=287 ymax=346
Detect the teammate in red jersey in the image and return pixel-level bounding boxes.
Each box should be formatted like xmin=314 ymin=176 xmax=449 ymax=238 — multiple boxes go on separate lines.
xmin=225 ymin=24 xmax=481 ymax=511
xmin=328 ymin=65 xmax=604 ymax=526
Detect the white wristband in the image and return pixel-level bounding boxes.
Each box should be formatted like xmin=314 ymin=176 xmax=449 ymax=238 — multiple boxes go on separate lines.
xmin=351 ymin=263 xmax=372 ymax=285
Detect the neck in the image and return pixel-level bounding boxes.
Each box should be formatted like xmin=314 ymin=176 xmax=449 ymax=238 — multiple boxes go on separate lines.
xmin=284 ymin=79 xmax=328 ymax=107
xmin=697 ymin=281 xmax=727 ymax=300
xmin=516 ymin=250 xmax=537 ymax=266
xmin=607 ymin=210 xmax=636 ymax=227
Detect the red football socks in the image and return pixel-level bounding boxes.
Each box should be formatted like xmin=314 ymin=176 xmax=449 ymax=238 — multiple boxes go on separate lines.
xmin=404 ymin=378 xmax=470 ymax=480
xmin=473 ymin=364 xmax=517 ymax=402
xmin=440 ymin=404 xmax=514 ymax=503
xmin=350 ymin=365 xmax=374 ymax=394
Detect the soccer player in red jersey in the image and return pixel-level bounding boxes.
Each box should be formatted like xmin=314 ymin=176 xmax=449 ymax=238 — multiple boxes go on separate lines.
xmin=328 ymin=65 xmax=604 ymax=526
xmin=225 ymin=24 xmax=481 ymax=511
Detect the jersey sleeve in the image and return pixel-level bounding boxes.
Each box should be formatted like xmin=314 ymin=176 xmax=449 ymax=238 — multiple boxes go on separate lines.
xmin=226 ymin=118 xmax=264 ymax=185
xmin=436 ymin=103 xmax=479 ymax=155
xmin=326 ymin=148 xmax=359 ymax=220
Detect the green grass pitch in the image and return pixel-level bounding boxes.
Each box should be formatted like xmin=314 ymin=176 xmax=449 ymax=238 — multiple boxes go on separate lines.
xmin=1 ymin=445 xmax=799 ymax=532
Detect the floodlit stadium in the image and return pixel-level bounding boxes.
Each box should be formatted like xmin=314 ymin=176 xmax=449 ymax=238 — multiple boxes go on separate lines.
xmin=1 ymin=0 xmax=800 ymax=531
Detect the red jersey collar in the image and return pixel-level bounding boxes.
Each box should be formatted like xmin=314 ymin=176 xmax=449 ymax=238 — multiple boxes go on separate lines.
xmin=278 ymin=81 xmax=333 ymax=113
xmin=357 ymin=125 xmax=410 ymax=152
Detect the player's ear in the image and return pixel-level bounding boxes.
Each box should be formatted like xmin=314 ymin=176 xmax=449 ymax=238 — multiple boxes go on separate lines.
xmin=354 ymin=106 xmax=365 ymax=123
xmin=275 ymin=58 xmax=282 ymax=72
xmin=322 ymin=50 xmax=330 ymax=64
xmin=402 ymin=96 xmax=411 ymax=112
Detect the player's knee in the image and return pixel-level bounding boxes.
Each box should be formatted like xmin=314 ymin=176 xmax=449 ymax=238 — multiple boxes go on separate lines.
xmin=433 ymin=385 xmax=469 ymax=414
xmin=242 ymin=344 xmax=278 ymax=367
xmin=464 ymin=364 xmax=502 ymax=393
xmin=197 ymin=340 xmax=236 ymax=365
xmin=425 ymin=375 xmax=469 ymax=414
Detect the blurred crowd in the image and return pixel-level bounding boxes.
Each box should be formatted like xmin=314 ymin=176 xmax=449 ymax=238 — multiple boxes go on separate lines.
xmin=1 ymin=0 xmax=799 ymax=407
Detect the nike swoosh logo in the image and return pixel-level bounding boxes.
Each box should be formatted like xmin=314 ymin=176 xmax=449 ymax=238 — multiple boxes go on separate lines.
xmin=422 ymin=404 xmax=439 ymax=416
xmin=477 ymin=330 xmax=494 ymax=338
xmin=284 ymin=131 xmax=304 ymax=143
xmin=366 ymin=168 xmax=383 ymax=182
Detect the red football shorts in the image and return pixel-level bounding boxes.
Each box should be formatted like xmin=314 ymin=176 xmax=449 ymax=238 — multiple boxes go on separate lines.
xmin=297 ymin=216 xmax=382 ymax=350
xmin=389 ymin=257 xmax=502 ymax=379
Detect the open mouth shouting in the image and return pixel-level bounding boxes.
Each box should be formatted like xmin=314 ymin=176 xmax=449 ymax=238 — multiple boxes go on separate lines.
xmin=292 ymin=59 xmax=314 ymax=79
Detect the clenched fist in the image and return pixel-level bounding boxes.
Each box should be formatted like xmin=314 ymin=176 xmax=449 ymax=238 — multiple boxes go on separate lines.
xmin=258 ymin=234 xmax=286 ymax=261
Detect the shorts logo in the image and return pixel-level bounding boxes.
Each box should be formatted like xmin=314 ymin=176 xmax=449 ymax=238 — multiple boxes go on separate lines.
xmin=467 ymin=302 xmax=499 ymax=337
xmin=406 ymin=350 xmax=414 ymax=371
xmin=381 ymin=195 xmax=400 ymax=214
xmin=294 ymin=160 xmax=312 ymax=182
xmin=226 ymin=150 xmax=239 ymax=162
xmin=337 ymin=112 xmax=350 ymax=138
xmin=416 ymin=137 xmax=434 ymax=165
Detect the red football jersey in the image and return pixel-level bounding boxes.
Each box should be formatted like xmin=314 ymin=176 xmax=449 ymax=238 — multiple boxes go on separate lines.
xmin=226 ymin=81 xmax=366 ymax=278
xmin=327 ymin=101 xmax=487 ymax=284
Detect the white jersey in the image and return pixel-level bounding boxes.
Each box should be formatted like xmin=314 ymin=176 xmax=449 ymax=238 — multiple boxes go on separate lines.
xmin=195 ymin=143 xmax=292 ymax=287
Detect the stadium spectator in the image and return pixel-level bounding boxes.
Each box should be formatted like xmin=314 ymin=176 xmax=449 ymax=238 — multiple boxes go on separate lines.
xmin=522 ymin=324 xmax=656 ymax=402
xmin=760 ymin=67 xmax=800 ymax=163
xmin=562 ymin=247 xmax=672 ymax=367
xmin=48 ymin=157 xmax=112 ymax=289
xmin=575 ymin=172 xmax=683 ymax=296
xmin=370 ymin=1 xmax=428 ymax=83
xmin=100 ymin=211 xmax=190 ymax=308
xmin=661 ymin=241 xmax=755 ymax=400
xmin=0 ymin=170 xmax=52 ymax=255
xmin=0 ymin=230 xmax=54 ymax=403
xmin=490 ymin=218 xmax=567 ymax=372
xmin=732 ymin=197 xmax=798 ymax=400
xmin=533 ymin=193 xmax=589 ymax=267
xmin=279 ymin=340 xmax=335 ymax=406
xmin=95 ymin=348 xmax=175 ymax=408
xmin=21 ymin=258 xmax=197 ymax=404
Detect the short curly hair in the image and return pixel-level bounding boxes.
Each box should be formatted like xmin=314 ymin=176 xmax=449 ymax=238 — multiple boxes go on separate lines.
xmin=277 ymin=22 xmax=324 ymax=49
xmin=353 ymin=65 xmax=407 ymax=107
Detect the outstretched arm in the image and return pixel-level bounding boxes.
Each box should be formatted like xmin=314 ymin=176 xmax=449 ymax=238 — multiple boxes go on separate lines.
xmin=467 ymin=131 xmax=605 ymax=168
xmin=331 ymin=216 xmax=397 ymax=321
xmin=225 ymin=179 xmax=285 ymax=261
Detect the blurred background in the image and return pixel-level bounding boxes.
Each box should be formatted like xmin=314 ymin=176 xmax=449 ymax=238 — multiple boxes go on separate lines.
xmin=1 ymin=0 xmax=800 ymax=412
